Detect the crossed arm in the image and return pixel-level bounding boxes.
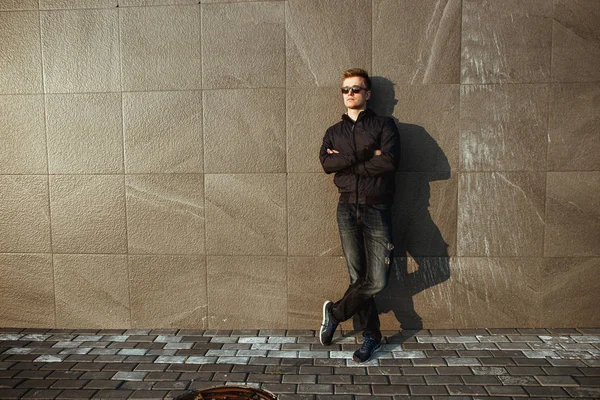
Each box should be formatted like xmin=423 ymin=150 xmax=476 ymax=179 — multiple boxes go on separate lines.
xmin=319 ymin=119 xmax=399 ymax=176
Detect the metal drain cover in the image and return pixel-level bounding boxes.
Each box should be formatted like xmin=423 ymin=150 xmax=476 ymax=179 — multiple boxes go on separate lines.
xmin=175 ymin=386 xmax=277 ymax=400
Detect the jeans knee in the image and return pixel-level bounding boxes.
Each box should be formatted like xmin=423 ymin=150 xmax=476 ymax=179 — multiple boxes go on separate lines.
xmin=365 ymin=279 xmax=388 ymax=296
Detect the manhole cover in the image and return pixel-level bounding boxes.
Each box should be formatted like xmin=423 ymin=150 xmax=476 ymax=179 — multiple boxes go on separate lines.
xmin=175 ymin=386 xmax=277 ymax=400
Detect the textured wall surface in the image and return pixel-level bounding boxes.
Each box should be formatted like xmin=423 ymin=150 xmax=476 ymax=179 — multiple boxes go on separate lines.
xmin=0 ymin=0 xmax=598 ymax=330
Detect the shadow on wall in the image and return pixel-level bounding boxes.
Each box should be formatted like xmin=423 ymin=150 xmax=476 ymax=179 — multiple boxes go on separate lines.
xmin=362 ymin=76 xmax=452 ymax=335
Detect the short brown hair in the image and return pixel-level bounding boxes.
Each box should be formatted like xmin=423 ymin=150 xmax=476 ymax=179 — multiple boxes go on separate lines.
xmin=342 ymin=68 xmax=371 ymax=90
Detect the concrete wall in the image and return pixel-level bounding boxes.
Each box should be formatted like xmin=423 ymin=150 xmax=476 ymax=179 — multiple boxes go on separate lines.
xmin=0 ymin=0 xmax=598 ymax=330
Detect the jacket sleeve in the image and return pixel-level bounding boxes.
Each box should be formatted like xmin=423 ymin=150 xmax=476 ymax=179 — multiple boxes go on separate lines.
xmin=319 ymin=128 xmax=357 ymax=174
xmin=351 ymin=118 xmax=400 ymax=176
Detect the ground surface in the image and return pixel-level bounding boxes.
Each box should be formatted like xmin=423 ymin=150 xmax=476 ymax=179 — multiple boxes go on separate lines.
xmin=0 ymin=327 xmax=598 ymax=399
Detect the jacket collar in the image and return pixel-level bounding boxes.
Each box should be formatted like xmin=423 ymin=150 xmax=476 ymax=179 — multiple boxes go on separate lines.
xmin=341 ymin=108 xmax=376 ymax=123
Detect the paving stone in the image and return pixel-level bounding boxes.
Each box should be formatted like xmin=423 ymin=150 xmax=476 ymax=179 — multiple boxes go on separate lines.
xmin=16 ymin=379 xmax=56 ymax=389
xmin=574 ymin=376 xmax=600 ymax=386
xmin=364 ymin=366 xmax=400 ymax=375
xmin=446 ymin=385 xmax=487 ymax=395
xmin=497 ymin=342 xmax=531 ymax=350
xmin=388 ymin=376 xmax=426 ymax=385
xmin=392 ymin=351 xmax=427 ymax=359
xmin=316 ymin=395 xmax=353 ymax=400
xmin=579 ymin=367 xmax=600 ymax=376
xmin=252 ymin=344 xmax=281 ymax=351
xmin=48 ymin=379 xmax=88 ymax=389
xmin=102 ymin=363 xmax=137 ymax=372
xmin=0 ymin=388 xmax=29 ymax=398
xmin=464 ymin=343 xmax=498 ymax=350
xmin=268 ymin=337 xmax=296 ymax=344
xmin=411 ymin=358 xmax=445 ymax=367
xmin=542 ymin=367 xmax=583 ymax=376
xmin=408 ymin=385 xmax=448 ymax=396
xmin=281 ymin=374 xmax=315 ymax=384
xmin=497 ymin=375 xmax=539 ymax=385
xmin=1 ymin=378 xmax=25 ymax=388
xmin=120 ymin=381 xmax=154 ymax=390
xmin=278 ymin=395 xmax=315 ymax=400
xmin=186 ymin=357 xmax=218 ymax=364
xmin=524 ymin=386 xmax=570 ymax=397
xmin=424 ymin=375 xmax=462 ymax=385
xmin=512 ymin=357 xmax=551 ymax=366
xmin=564 ymin=386 xmax=600 ymax=397
xmin=506 ymin=366 xmax=546 ymax=375
xmin=111 ymin=371 xmax=147 ymax=381
xmin=169 ymin=364 xmax=202 ymax=372
xmin=153 ymin=380 xmax=189 ymax=390
xmin=129 ymin=390 xmax=168 ymax=400
xmin=297 ymin=384 xmax=333 ymax=394
xmin=83 ymin=379 xmax=121 ymax=390
xmin=334 ymin=384 xmax=370 ymax=394
xmin=299 ymin=366 xmax=331 ymax=374
xmin=378 ymin=359 xmax=412 ymax=367
xmin=353 ymin=375 xmax=388 ymax=384
xmin=79 ymin=372 xmax=115 ymax=380
xmin=371 ymin=384 xmax=410 ymax=395
xmin=522 ymin=350 xmax=558 ymax=358
xmin=446 ymin=357 xmax=481 ymax=366
xmin=399 ymin=343 xmax=433 ymax=351
xmin=216 ymin=356 xmax=250 ymax=364
xmin=435 ymin=366 xmax=472 ymax=375
xmin=264 ymin=365 xmax=296 ymax=374
xmin=145 ymin=371 xmax=180 ymax=381
xmin=92 ymin=389 xmax=132 ymax=398
xmin=21 ymin=388 xmax=63 ymax=399
xmin=45 ymin=371 xmax=83 ymax=380
xmin=13 ymin=370 xmax=52 ymax=379
xmin=535 ymin=374 xmax=579 ymax=386
xmin=179 ymin=372 xmax=213 ymax=381
xmin=8 ymin=362 xmax=45 ymax=370
xmin=247 ymin=373 xmax=281 ymax=383
xmin=400 ymin=367 xmax=437 ymax=375
xmin=485 ymin=385 xmax=528 ymax=396
xmin=461 ymin=375 xmax=500 ymax=385
xmin=313 ymin=359 xmax=345 ymax=367
xmin=317 ymin=375 xmax=351 ymax=384
xmin=55 ymin=389 xmax=97 ymax=399
xmin=549 ymin=358 xmax=587 ymax=367
xmin=262 ymin=383 xmax=297 ymax=393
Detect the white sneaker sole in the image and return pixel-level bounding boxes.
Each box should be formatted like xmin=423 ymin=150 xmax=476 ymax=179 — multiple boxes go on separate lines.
xmin=319 ymin=300 xmax=333 ymax=346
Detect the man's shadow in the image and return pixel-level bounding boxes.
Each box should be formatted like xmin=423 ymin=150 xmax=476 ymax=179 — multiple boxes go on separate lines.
xmin=352 ymin=77 xmax=452 ymax=343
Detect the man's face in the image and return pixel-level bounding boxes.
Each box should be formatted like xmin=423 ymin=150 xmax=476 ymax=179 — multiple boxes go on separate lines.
xmin=342 ymin=76 xmax=371 ymax=110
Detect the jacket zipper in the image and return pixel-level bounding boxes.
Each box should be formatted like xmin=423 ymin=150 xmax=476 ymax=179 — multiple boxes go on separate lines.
xmin=352 ymin=121 xmax=358 ymax=206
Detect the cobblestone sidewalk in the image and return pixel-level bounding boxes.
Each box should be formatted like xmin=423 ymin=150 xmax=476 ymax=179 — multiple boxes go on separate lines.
xmin=1 ymin=327 xmax=599 ymax=399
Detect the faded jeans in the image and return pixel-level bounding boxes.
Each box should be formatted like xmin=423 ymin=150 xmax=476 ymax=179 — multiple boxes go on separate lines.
xmin=331 ymin=202 xmax=394 ymax=341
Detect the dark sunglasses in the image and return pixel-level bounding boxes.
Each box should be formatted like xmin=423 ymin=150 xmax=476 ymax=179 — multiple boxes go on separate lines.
xmin=341 ymin=85 xmax=367 ymax=94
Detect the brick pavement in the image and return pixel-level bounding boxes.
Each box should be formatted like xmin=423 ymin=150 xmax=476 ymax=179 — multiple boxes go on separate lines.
xmin=0 ymin=327 xmax=598 ymax=399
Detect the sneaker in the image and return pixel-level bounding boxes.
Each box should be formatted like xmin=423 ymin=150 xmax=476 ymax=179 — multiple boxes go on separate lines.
xmin=319 ymin=300 xmax=338 ymax=346
xmin=352 ymin=335 xmax=381 ymax=363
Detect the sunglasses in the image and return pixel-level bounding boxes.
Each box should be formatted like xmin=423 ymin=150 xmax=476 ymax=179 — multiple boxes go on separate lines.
xmin=341 ymin=85 xmax=367 ymax=95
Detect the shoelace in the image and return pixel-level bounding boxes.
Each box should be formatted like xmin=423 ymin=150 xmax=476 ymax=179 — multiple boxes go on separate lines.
xmin=361 ymin=336 xmax=377 ymax=350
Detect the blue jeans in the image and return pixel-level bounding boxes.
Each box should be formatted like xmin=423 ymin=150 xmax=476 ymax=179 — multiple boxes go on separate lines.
xmin=331 ymin=202 xmax=394 ymax=340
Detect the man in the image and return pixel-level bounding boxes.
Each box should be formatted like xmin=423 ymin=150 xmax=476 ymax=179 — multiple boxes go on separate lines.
xmin=319 ymin=68 xmax=399 ymax=363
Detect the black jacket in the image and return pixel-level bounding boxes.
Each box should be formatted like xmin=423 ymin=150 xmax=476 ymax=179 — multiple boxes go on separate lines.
xmin=319 ymin=108 xmax=400 ymax=204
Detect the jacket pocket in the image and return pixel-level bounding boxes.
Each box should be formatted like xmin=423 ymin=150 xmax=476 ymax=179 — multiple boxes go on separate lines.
xmin=333 ymin=171 xmax=354 ymax=192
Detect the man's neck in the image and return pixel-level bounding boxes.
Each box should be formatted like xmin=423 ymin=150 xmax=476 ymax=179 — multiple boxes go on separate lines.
xmin=346 ymin=108 xmax=365 ymax=121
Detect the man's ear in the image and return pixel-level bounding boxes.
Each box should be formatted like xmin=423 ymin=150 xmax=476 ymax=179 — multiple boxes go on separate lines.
xmin=365 ymin=90 xmax=371 ymax=101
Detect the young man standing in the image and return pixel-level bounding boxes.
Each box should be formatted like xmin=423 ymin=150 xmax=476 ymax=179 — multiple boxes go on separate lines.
xmin=319 ymin=68 xmax=399 ymax=362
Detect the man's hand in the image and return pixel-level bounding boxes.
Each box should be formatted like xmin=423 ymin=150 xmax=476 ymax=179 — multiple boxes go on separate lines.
xmin=375 ymin=150 xmax=382 ymax=156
